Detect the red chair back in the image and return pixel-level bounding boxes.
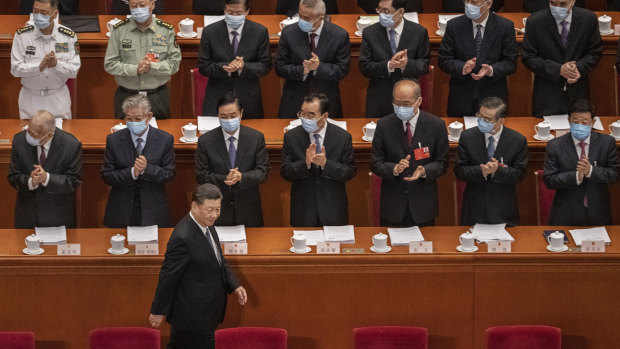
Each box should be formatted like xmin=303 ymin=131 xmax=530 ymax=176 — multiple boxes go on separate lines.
xmin=534 ymin=170 xmax=555 ymax=225
xmin=486 ymin=325 xmax=561 ymax=349
xmin=615 ymin=66 xmax=619 ymax=115
xmin=418 ymin=65 xmax=434 ymax=112
xmin=0 ymin=332 xmax=35 ymax=349
xmin=215 ymin=327 xmax=287 ymax=349
xmin=369 ymin=172 xmax=382 ymax=227
xmin=105 ymin=0 xmax=114 ymax=13
xmin=191 ymin=68 xmax=209 ymax=117
xmin=453 ymin=178 xmax=466 ymax=225
xmin=66 ymin=78 xmax=76 ymax=117
xmin=89 ymin=327 xmax=160 ymax=349
xmin=354 ymin=326 xmax=428 ymax=349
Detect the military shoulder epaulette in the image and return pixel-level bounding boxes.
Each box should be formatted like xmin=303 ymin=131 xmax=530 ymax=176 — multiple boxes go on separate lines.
xmin=16 ymin=25 xmax=34 ymax=34
xmin=114 ymin=18 xmax=130 ymax=28
xmin=156 ymin=19 xmax=173 ymax=30
xmin=58 ymin=26 xmax=75 ymax=38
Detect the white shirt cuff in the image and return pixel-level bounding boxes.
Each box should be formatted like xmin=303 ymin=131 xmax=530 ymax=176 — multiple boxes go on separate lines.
xmin=28 ymin=177 xmax=38 ymax=190
xmin=586 ymin=164 xmax=593 ymax=178
xmin=387 ymin=62 xmax=394 ymax=74
xmin=41 ymin=173 xmax=50 ymax=187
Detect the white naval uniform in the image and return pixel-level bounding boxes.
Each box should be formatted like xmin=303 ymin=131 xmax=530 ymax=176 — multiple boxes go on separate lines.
xmin=10 ymin=23 xmax=81 ymax=119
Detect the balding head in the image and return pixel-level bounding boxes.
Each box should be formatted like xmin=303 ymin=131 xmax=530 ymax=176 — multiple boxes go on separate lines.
xmin=28 ymin=110 xmax=56 ymax=144
xmin=393 ymin=79 xmax=421 ymax=100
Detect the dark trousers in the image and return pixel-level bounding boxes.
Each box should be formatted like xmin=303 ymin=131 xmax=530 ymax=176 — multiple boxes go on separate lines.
xmin=381 ymin=202 xmax=435 ymax=227
xmin=168 ymin=326 xmax=215 ymax=349
xmin=114 ymin=85 xmax=170 ymax=119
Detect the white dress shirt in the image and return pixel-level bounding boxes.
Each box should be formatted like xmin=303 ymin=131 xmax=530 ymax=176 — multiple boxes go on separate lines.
xmin=572 ymin=134 xmax=593 ymax=184
xmin=222 ymin=126 xmax=240 ymax=151
xmin=189 ymin=211 xmax=221 ymax=264
xmin=28 ymin=136 xmax=52 ymax=190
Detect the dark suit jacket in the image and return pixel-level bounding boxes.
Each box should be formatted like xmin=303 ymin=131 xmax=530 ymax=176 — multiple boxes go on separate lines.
xmin=521 ymin=7 xmax=602 ymax=117
xmin=151 ymin=215 xmax=240 ymax=333
xmin=371 ymin=112 xmax=449 ymax=224
xmin=610 ymin=0 xmax=620 ymax=10
xmin=111 ymin=0 xmax=165 ymax=15
xmin=276 ymin=0 xmax=338 ymax=17
xmin=280 ymin=123 xmax=356 ymax=227
xmin=359 ymin=20 xmax=430 ymax=118
xmin=101 ymin=127 xmax=175 ymax=228
xmin=193 ymin=0 xmax=224 ymax=15
xmin=438 ymin=13 xmax=517 ymax=117
xmin=357 ymin=0 xmax=422 ymax=13
xmin=523 ymin=0 xmax=584 ymax=13
xmin=275 ymin=21 xmax=351 ymax=118
xmin=543 ymin=132 xmax=619 ymax=226
xmin=196 ymin=126 xmax=270 ymax=227
xmin=198 ymin=20 xmax=272 ymax=118
xmin=8 ymin=128 xmax=82 ymax=229
xmin=20 ymin=0 xmax=79 ymax=14
xmin=454 ymin=126 xmax=528 ymax=226
xmin=442 ymin=0 xmax=504 ymax=12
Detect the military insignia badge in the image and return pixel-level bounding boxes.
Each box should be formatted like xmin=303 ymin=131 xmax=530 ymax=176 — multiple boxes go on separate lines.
xmin=75 ymin=41 xmax=80 ymax=54
xmin=55 ymin=42 xmax=69 ymax=53
xmin=152 ymin=34 xmax=166 ymax=47
xmin=121 ymin=39 xmax=132 ymax=49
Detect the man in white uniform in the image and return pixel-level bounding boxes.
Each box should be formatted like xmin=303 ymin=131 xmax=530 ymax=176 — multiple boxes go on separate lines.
xmin=11 ymin=0 xmax=81 ymax=119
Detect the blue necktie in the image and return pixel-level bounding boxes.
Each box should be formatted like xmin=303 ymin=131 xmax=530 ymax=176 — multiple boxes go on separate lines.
xmin=389 ymin=29 xmax=397 ymax=56
xmin=231 ymin=31 xmax=239 ymax=55
xmin=314 ymin=133 xmax=322 ymax=154
xmin=136 ymin=137 xmax=144 ymax=155
xmin=487 ymin=136 xmax=495 ymax=162
xmin=228 ymin=136 xmax=236 ymax=168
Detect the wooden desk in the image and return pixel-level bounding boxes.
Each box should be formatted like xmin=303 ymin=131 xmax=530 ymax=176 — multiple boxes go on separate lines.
xmin=1 ymin=117 xmax=620 ymax=229
xmin=0 ymin=12 xmax=619 ymax=119
xmin=0 ymin=226 xmax=618 ymax=348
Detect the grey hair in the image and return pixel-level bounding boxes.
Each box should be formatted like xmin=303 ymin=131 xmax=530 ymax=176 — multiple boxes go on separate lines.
xmin=122 ymin=94 xmax=151 ymax=115
xmin=393 ymin=78 xmax=421 ymax=99
xmin=192 ymin=184 xmax=223 ymax=205
xmin=300 ymin=0 xmax=326 ymax=16
xmin=32 ymin=110 xmax=56 ymax=133
xmin=35 ymin=0 xmax=59 ymax=8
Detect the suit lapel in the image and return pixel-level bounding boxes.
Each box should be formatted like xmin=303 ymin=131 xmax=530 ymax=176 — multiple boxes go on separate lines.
xmin=479 ymin=14 xmax=499 ymax=63
xmin=588 ymin=132 xmax=600 ymax=163
xmin=396 ymin=21 xmax=413 ymax=52
xmin=236 ymin=126 xmax=250 ymax=167
xmin=214 ymin=127 xmax=232 ymax=170
xmin=410 ymin=113 xmax=426 ymax=153
xmin=377 ymin=25 xmax=393 ymax=58
xmin=190 ymin=218 xmax=221 ymax=267
xmin=474 ymin=129 xmax=489 ymax=162
xmin=217 ymin=21 xmax=235 ymax=60
xmin=565 ymin=10 xmax=581 ymax=56
xmin=564 ymin=134 xmax=580 ymax=165
xmin=142 ymin=127 xmax=158 ymax=159
xmin=492 ymin=127 xmax=509 ymax=162
xmin=544 ymin=10 xmax=565 ymax=51
xmin=460 ymin=17 xmax=476 ymax=59
xmin=119 ymin=129 xmax=138 ymax=161
xmin=390 ymin=115 xmax=409 ymax=154
xmin=314 ymin=21 xmax=330 ymax=57
xmin=236 ymin=20 xmax=252 ymax=57
xmin=42 ymin=129 xmax=61 ymax=170
xmin=323 ymin=123 xmax=337 ymax=155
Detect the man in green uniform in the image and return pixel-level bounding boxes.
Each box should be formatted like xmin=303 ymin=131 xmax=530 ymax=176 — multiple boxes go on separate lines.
xmin=104 ymin=0 xmax=181 ymax=119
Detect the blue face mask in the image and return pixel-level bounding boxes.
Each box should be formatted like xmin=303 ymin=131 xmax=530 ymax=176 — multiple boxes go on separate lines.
xmin=127 ymin=120 xmax=147 ymax=135
xmin=570 ymin=123 xmax=591 ymax=141
xmin=26 ymin=132 xmax=41 ymax=147
xmin=300 ymin=117 xmax=319 ymax=133
xmin=379 ymin=13 xmax=394 ymax=28
xmin=131 ymin=7 xmax=151 ymax=23
xmin=550 ymin=5 xmax=569 ymax=21
xmin=394 ymin=106 xmax=414 ymax=121
xmin=298 ymin=18 xmax=314 ymax=33
xmin=220 ymin=117 xmax=241 ymax=133
xmin=33 ymin=13 xmax=52 ymax=30
xmin=464 ymin=3 xmax=483 ymax=20
xmin=477 ymin=117 xmax=495 ymax=133
xmin=224 ymin=14 xmax=245 ymax=29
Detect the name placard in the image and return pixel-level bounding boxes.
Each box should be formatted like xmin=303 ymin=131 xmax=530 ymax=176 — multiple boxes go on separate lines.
xmin=581 ymin=240 xmax=605 ymax=253
xmin=487 ymin=240 xmax=512 ymax=253
xmin=317 ymin=242 xmax=340 ymax=254
xmin=224 ymin=243 xmax=248 ymax=255
xmin=410 ymin=241 xmax=433 ymax=253
xmin=135 ymin=243 xmax=159 ymax=255
xmin=57 ymin=244 xmax=80 ymax=256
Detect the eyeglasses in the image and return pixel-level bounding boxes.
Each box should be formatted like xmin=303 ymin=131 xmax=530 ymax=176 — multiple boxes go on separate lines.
xmin=375 ymin=7 xmax=397 ymax=15
xmin=392 ymin=99 xmax=416 ymax=108
xmin=476 ymin=112 xmax=495 ymax=124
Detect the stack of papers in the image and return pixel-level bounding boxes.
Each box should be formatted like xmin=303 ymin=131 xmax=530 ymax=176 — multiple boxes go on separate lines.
xmin=359 ymin=15 xmax=379 ymax=24
xmin=471 ymin=223 xmax=514 ymax=243
xmin=204 ymin=15 xmax=225 ymax=27
xmin=127 ymin=225 xmax=158 ymax=244
xmin=197 ymin=116 xmax=220 ymax=133
xmin=463 ymin=116 xmax=478 ymax=129
xmin=35 ymin=226 xmax=67 ymax=245
xmin=55 ymin=118 xmax=63 ymax=130
xmin=569 ymin=227 xmax=611 ymax=246
xmin=214 ymin=225 xmax=247 ymax=243
xmin=148 ymin=118 xmax=158 ymax=129
xmin=438 ymin=15 xmax=460 ymax=23
xmin=323 ymin=225 xmax=355 ymax=244
xmin=543 ymin=115 xmax=570 ymax=130
xmin=327 ymin=118 xmax=347 ymax=130
xmin=403 ymin=12 xmax=419 ymax=23
xmin=387 ymin=226 xmax=425 ymax=246
xmin=293 ymin=230 xmax=325 ymax=246
xmin=593 ymin=116 xmax=604 ymax=131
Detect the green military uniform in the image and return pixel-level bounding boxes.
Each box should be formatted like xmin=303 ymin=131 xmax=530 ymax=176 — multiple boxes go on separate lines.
xmin=104 ymin=17 xmax=181 ymax=119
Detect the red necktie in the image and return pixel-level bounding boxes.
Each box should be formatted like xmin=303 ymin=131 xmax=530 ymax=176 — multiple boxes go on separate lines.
xmin=39 ymin=146 xmax=46 ymax=167
xmin=579 ymin=141 xmax=588 ymax=207
xmin=309 ymin=33 xmax=317 ymax=53
xmin=406 ymin=121 xmax=412 ymax=148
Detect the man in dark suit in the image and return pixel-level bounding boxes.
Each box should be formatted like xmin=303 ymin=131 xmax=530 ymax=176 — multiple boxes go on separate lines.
xmin=8 ymin=110 xmax=82 ymax=229
xmin=523 ymin=0 xmax=583 ymax=13
xmin=358 ymin=0 xmax=422 ymax=13
xmin=543 ymin=99 xmax=619 ymax=226
xmin=371 ymin=79 xmax=448 ymax=227
xmin=359 ymin=0 xmax=430 ymax=118
xmin=438 ymin=0 xmax=517 ymax=117
xmin=281 ymin=93 xmax=356 ymax=227
xmin=196 ymin=94 xmax=270 ymax=227
xmin=111 ymin=0 xmax=165 ymax=15
xmin=150 ymin=184 xmax=247 ymax=349
xmin=521 ymin=0 xmax=602 ymax=117
xmin=101 ymin=94 xmax=175 ymax=228
xmin=198 ymin=0 xmax=272 ymax=118
xmin=454 ymin=97 xmax=528 ymax=226
xmin=277 ymin=0 xmax=338 ymax=17
xmin=193 ymin=0 xmax=224 ymax=14
xmin=442 ymin=0 xmax=503 ymax=12
xmin=275 ymin=0 xmax=350 ymax=118
xmin=20 ymin=0 xmax=78 ymax=15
